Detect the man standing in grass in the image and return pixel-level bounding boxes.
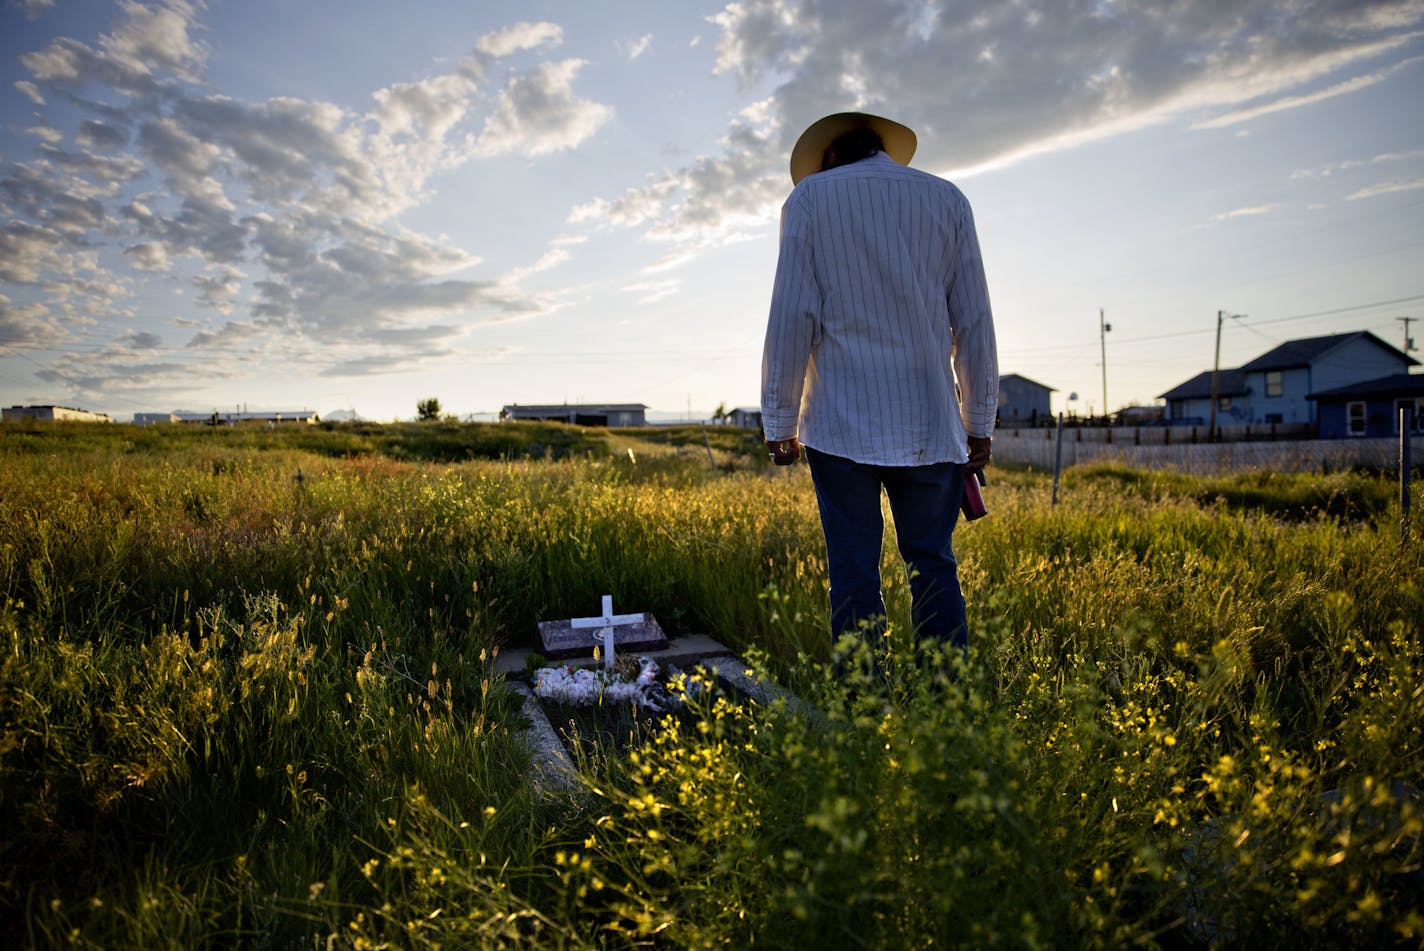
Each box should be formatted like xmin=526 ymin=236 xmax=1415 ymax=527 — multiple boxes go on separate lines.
xmin=761 ymin=111 xmax=998 ymax=648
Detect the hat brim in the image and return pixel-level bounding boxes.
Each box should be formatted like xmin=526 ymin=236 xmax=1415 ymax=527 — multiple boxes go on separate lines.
xmin=789 ymin=112 xmax=917 ymax=185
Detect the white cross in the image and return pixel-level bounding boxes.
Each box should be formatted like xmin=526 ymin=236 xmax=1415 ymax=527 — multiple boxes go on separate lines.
xmin=569 ymin=595 xmax=644 ymax=670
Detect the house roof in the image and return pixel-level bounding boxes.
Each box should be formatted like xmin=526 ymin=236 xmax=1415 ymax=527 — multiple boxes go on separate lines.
xmin=1308 ymin=372 xmax=1424 ymax=401
xmin=998 ymin=373 xmax=1055 ymax=392
xmin=1157 ymin=369 xmax=1249 ymax=401
xmin=1237 ymin=331 xmax=1417 ymax=373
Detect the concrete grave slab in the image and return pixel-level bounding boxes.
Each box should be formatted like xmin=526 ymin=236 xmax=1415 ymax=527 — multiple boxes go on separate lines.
xmin=507 ymin=681 xmax=578 ymax=793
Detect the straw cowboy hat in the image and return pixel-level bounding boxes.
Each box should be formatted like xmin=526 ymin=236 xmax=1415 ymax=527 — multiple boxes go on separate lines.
xmin=789 ymin=111 xmax=917 ymax=185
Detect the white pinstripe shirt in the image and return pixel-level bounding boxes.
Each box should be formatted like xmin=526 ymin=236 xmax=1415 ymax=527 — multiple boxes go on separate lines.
xmin=761 ymin=152 xmax=998 ymax=466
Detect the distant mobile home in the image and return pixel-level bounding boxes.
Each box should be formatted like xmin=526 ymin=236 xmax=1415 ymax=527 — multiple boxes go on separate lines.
xmin=132 ymin=410 xmax=319 ymax=425
xmin=3 ymin=404 xmax=112 ymax=423
xmin=500 ymin=403 xmax=647 ymax=427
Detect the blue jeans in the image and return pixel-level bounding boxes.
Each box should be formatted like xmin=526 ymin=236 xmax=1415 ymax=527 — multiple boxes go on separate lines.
xmin=805 ymin=447 xmax=968 ymax=648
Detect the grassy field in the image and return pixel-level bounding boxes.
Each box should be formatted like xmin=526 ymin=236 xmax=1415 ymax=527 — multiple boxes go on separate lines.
xmin=1 ymin=420 xmax=1421 ymax=947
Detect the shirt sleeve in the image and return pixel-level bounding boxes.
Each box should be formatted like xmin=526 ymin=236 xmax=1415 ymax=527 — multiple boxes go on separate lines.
xmin=760 ymin=192 xmax=820 ymax=442
xmin=947 ymin=193 xmax=999 ymax=438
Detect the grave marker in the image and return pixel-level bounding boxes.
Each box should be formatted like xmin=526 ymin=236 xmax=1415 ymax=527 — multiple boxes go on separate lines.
xmin=537 ymin=595 xmax=668 ymax=662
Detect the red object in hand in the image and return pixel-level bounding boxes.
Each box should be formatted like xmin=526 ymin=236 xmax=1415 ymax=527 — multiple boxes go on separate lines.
xmin=961 ymin=469 xmax=988 ymax=521
xmin=767 ymin=437 xmax=801 ymax=466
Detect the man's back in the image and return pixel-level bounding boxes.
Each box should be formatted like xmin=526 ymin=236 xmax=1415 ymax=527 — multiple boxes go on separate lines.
xmin=762 ymin=151 xmax=997 ymax=467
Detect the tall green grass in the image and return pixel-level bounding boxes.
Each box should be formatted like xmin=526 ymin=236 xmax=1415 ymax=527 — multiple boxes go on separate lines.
xmin=1 ymin=426 xmax=1420 ymax=946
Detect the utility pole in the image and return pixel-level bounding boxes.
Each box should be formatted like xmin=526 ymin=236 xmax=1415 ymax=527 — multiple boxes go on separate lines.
xmin=1398 ymin=316 xmax=1418 ymax=356
xmin=1208 ymin=311 xmax=1245 ymax=442
xmin=1209 ymin=310 xmax=1224 ymax=442
xmin=1099 ymin=309 xmax=1111 ymax=422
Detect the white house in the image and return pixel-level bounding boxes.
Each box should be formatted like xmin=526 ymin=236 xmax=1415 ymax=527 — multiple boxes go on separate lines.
xmin=1159 ymin=331 xmax=1416 ymax=425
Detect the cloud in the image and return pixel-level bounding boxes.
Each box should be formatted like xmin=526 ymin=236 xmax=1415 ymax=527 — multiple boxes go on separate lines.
xmin=0 ymin=294 xmax=65 ymax=348
xmin=372 ymin=73 xmax=479 ymax=140
xmin=243 ymin=212 xmax=543 ymax=333
xmin=626 ymin=34 xmax=653 ymax=59
xmin=622 ymin=278 xmax=679 ymax=304
xmin=36 ymin=353 xmax=214 ymax=393
xmin=14 ymin=80 xmax=46 ymax=104
xmin=172 ymin=95 xmax=359 ymax=206
xmin=473 ymin=59 xmax=614 ymax=157
xmin=568 ymin=178 xmax=679 ymax=228
xmin=0 ymin=221 xmax=74 ymax=283
xmin=123 ymin=241 xmax=171 ymax=270
xmin=501 ymin=247 xmax=572 ymax=285
xmin=1192 ymin=53 xmax=1422 ymax=129
xmin=37 ymin=141 xmax=145 ymax=185
xmin=99 ymin=0 xmax=208 ymax=83
xmin=318 ymin=323 xmax=470 ymax=378
xmin=1291 ymin=149 xmax=1424 ymax=179
xmin=193 ymin=265 xmax=244 ymax=312
xmin=16 ymin=0 xmax=56 ymax=19
xmin=25 ymin=124 xmax=64 ymax=144
xmin=1347 ymin=177 xmax=1424 ymax=199
xmin=2 ymin=2 xmax=614 ymax=402
xmin=77 ymin=119 xmax=131 ymax=150
xmin=122 ymin=330 xmax=162 ymax=348
xmin=1212 ymin=204 xmax=1280 ymax=221
xmin=20 ymin=0 xmax=207 ymax=96
xmin=474 ymin=21 xmax=563 ymax=57
xmin=184 ymin=318 xmax=263 ymax=349
xmin=570 ymin=0 xmax=1424 ymax=248
xmin=567 ymin=115 xmax=782 ymax=247
xmin=136 ymin=115 xmax=221 ymax=190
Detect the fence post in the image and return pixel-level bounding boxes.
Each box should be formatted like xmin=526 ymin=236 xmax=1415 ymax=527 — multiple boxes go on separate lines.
xmin=1052 ymin=413 xmax=1065 ymax=506
xmin=1403 ymin=407 xmax=1413 ymax=547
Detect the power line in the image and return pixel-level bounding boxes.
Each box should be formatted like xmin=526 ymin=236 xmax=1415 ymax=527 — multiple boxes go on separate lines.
xmin=1242 ymin=293 xmax=1424 ymax=328
xmin=1001 ymin=291 xmax=1424 ymax=357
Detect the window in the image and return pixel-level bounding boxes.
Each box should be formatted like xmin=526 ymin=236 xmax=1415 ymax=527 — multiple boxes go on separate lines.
xmin=1218 ymin=397 xmax=1231 ymax=411
xmin=1347 ymin=401 xmax=1367 ymax=437
xmin=1265 ymin=371 xmax=1284 ymax=398
xmin=1397 ymin=398 xmax=1424 ymax=434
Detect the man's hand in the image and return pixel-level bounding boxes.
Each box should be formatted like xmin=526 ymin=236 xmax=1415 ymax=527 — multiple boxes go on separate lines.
xmin=766 ymin=436 xmax=801 ymax=466
xmin=966 ymin=435 xmax=992 ymax=473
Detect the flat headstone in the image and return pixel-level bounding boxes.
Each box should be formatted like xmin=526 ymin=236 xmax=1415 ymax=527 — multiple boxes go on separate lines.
xmin=537 ymin=613 xmax=668 ymax=659
xmin=494 ymin=633 xmax=732 ymax=678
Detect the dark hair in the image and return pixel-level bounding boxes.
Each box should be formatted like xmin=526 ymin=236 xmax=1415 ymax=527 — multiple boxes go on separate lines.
xmin=821 ymin=127 xmax=885 ymax=171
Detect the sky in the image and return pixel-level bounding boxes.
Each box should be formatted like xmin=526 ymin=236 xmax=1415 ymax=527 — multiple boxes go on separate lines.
xmin=1 ymin=0 xmax=1422 ymax=423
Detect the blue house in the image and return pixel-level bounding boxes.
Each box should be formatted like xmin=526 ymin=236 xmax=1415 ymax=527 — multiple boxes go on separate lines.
xmin=997 ymin=373 xmax=1055 ymax=426
xmin=1159 ymin=369 xmax=1249 ymax=425
xmin=728 ymin=407 xmax=763 ymax=429
xmin=1308 ymin=373 xmax=1424 ymax=438
xmin=1160 ymin=331 xmax=1417 ymax=425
